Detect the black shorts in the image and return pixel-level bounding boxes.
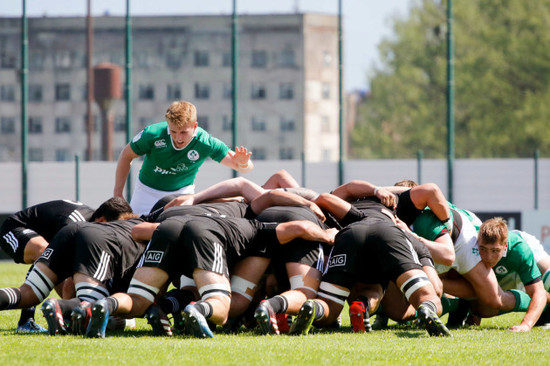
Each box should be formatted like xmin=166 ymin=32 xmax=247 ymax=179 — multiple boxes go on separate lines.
xmin=36 ymin=222 xmax=83 ymax=281
xmin=323 ymin=218 xmax=424 ymax=290
xmin=0 ymin=217 xmax=40 ymax=264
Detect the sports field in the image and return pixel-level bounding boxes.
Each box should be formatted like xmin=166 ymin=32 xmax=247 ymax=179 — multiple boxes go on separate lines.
xmin=0 ymin=261 xmax=547 ymax=365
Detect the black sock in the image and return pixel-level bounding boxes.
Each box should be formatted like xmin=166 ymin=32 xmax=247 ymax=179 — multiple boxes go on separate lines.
xmin=57 ymin=298 xmax=82 ymax=317
xmin=313 ymin=300 xmax=325 ymax=321
xmin=104 ymin=297 xmax=119 ymax=314
xmin=267 ymin=295 xmax=288 ymax=314
xmin=355 ymin=296 xmax=371 ymax=313
xmin=159 ymin=289 xmax=196 ymax=314
xmin=194 ymin=301 xmax=213 ymax=319
xmin=18 ymin=307 xmax=36 ymax=325
xmin=421 ymin=300 xmax=438 ymax=314
xmin=0 ymin=288 xmax=22 ymax=310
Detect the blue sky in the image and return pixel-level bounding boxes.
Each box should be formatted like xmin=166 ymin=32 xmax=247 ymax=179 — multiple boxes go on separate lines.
xmin=1 ymin=0 xmax=413 ymax=91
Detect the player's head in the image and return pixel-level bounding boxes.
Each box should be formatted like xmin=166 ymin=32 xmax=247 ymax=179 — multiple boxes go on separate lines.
xmin=165 ymin=101 xmax=199 ymax=149
xmin=165 ymin=100 xmax=198 ymax=128
xmin=91 ymin=196 xmax=134 ymax=222
xmin=394 ymin=179 xmax=418 ymax=188
xmin=477 ymin=217 xmax=508 ymax=268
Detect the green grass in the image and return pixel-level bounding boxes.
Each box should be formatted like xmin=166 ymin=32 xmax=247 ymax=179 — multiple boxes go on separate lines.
xmin=0 ymin=261 xmax=548 ymax=365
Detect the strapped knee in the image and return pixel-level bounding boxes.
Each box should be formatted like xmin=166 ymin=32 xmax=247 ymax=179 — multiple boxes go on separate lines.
xmin=230 ymin=276 xmax=256 ymax=301
xmin=317 ymin=282 xmax=350 ymax=306
xmin=127 ymin=279 xmax=160 ymax=303
xmin=289 ymin=274 xmax=318 ymax=295
xmin=198 ymin=283 xmax=231 ymax=301
xmin=75 ymin=282 xmax=110 ymax=303
xmin=24 ymin=266 xmax=54 ymax=302
xmin=399 ymin=273 xmax=431 ymax=302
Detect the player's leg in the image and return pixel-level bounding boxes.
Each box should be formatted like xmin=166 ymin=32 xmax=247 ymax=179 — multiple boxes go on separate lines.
xmin=262 ymin=169 xmax=300 ymax=189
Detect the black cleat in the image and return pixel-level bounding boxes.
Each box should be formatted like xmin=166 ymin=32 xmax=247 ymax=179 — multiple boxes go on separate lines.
xmin=41 ymin=299 xmax=68 ymax=336
xmin=85 ymin=299 xmax=109 ymax=338
xmin=71 ymin=301 xmax=92 ymax=335
xmin=446 ymin=298 xmax=470 ymax=329
xmin=144 ymin=304 xmax=173 ymax=336
xmin=254 ymin=300 xmax=280 ymax=335
xmin=289 ymin=300 xmax=316 ymax=336
xmin=417 ymin=304 xmax=452 ymax=337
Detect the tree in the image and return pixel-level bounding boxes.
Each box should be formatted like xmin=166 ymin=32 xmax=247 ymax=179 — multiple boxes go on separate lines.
xmin=352 ymin=0 xmax=550 ymax=158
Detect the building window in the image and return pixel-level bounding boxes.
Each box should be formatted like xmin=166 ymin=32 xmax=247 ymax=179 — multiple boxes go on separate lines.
xmin=0 ymin=85 xmax=15 ymax=101
xmin=29 ymin=54 xmax=45 ymax=70
xmin=279 ymin=49 xmax=295 ymax=67
xmin=29 ymin=117 xmax=43 ymax=134
xmin=279 ymin=83 xmax=294 ymax=100
xmin=138 ymin=84 xmax=155 ymax=100
xmin=1 ymin=117 xmax=15 ymax=134
xmin=322 ymin=83 xmax=331 ymax=99
xmin=0 ymin=53 xmax=16 ymax=69
xmin=194 ymin=51 xmax=209 ymax=67
xmin=55 ymin=149 xmax=71 ymax=162
xmin=251 ymin=50 xmax=267 ymax=68
xmin=323 ymin=51 xmax=332 ymax=67
xmin=114 ymin=115 xmax=126 ymax=132
xmin=29 ymin=84 xmax=43 ymax=102
xmin=222 ymin=115 xmax=233 ymax=131
xmin=136 ymin=52 xmax=153 ymax=68
xmin=321 ymin=116 xmax=331 ymax=133
xmin=251 ymin=83 xmax=266 ymax=100
xmin=252 ymin=148 xmax=266 ymax=160
xmin=194 ymin=83 xmax=210 ymax=99
xmin=55 ymin=84 xmax=71 ymax=101
xmin=280 ymin=117 xmax=295 ymax=132
xmin=167 ymin=84 xmax=182 ymax=100
xmin=279 ymin=147 xmax=294 ymax=160
xmin=29 ymin=148 xmax=43 ymax=162
xmin=251 ymin=117 xmax=266 ymax=131
xmin=166 ymin=50 xmax=182 ymax=68
xmin=55 ymin=117 xmax=71 ymax=133
xmin=223 ymin=83 xmax=233 ymax=99
xmin=54 ymin=51 xmax=72 ymax=69
xmin=198 ymin=115 xmax=209 ymax=131
xmin=222 ymin=52 xmax=232 ymax=67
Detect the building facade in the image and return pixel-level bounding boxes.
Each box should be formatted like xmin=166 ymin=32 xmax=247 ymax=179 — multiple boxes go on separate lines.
xmin=0 ymin=13 xmax=339 ymax=162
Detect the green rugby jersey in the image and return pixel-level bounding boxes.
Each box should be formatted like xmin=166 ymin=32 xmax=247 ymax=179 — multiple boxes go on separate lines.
xmin=492 ymin=231 xmax=541 ymax=285
xmin=130 ymin=122 xmax=229 ymax=191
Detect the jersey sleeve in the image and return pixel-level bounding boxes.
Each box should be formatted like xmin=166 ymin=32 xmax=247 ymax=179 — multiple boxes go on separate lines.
xmin=129 ymin=127 xmax=154 ymax=156
xmin=515 ymin=242 xmax=542 ymax=285
xmin=203 ymin=131 xmax=230 ymax=163
xmin=412 ymin=211 xmax=447 ymax=241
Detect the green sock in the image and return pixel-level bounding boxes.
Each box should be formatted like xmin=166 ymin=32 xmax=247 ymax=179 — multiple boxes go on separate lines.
xmin=440 ymin=296 xmax=460 ymax=316
xmin=498 ymin=289 xmax=531 ymax=315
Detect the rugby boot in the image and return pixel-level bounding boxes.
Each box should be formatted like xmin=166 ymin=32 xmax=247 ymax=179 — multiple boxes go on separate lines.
xmin=289 ymin=300 xmax=316 ymax=336
xmin=41 ymin=299 xmax=68 ymax=336
xmin=254 ymin=300 xmax=280 ymax=335
xmin=416 ymin=304 xmax=452 ymax=337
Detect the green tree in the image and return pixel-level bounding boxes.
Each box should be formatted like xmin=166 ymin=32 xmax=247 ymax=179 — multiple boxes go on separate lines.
xmin=352 ymin=0 xmax=550 ymax=158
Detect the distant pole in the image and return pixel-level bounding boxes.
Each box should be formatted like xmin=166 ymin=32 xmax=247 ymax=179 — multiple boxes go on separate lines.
xmin=534 ymin=149 xmax=539 ymax=210
xmin=21 ymin=0 xmax=29 ymax=209
xmin=417 ymin=149 xmax=423 ymax=184
xmin=75 ymin=155 xmax=80 ymax=201
xmin=446 ymin=0 xmax=455 ymax=201
xmin=231 ymin=0 xmax=239 ymax=178
xmin=86 ymin=0 xmax=94 ymax=161
xmin=337 ymin=0 xmax=344 ymax=185
xmin=125 ymin=0 xmax=133 ymax=201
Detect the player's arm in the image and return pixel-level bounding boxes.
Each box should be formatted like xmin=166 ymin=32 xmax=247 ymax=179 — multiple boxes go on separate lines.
xmin=250 ymin=189 xmax=326 ymax=222
xmin=510 ymin=280 xmax=547 ymax=332
xmin=331 ymin=180 xmax=396 ymax=209
xmin=275 ymin=220 xmax=338 ymax=245
xmin=220 ymin=146 xmax=254 ymax=173
xmin=192 ymin=177 xmax=265 ymax=205
xmin=406 ymin=226 xmax=455 ymax=266
xmin=114 ymin=144 xmax=140 ymax=197
xmin=131 ymin=222 xmax=160 ymax=242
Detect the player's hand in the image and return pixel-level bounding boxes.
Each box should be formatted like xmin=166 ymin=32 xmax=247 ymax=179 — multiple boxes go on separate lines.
xmin=309 ymin=202 xmax=326 ymax=222
xmin=164 ymin=195 xmax=194 ymax=209
xmin=234 ymin=146 xmax=252 ymax=166
xmin=325 ymin=228 xmax=339 ymax=245
xmin=395 ymin=217 xmax=411 ymax=232
xmin=509 ymin=324 xmax=531 ymax=332
xmin=375 ymin=187 xmax=396 ymax=209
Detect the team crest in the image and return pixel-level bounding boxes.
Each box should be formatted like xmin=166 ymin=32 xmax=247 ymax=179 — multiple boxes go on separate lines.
xmin=472 ymin=247 xmax=479 ymax=256
xmin=41 ymin=248 xmax=53 ymax=260
xmin=154 ymin=139 xmax=167 ymax=148
xmin=188 ymin=150 xmax=199 ymax=161
xmin=145 ymin=251 xmax=164 ymax=263
xmin=494 ymin=266 xmax=508 ymax=275
xmin=328 ymin=254 xmax=346 ymax=268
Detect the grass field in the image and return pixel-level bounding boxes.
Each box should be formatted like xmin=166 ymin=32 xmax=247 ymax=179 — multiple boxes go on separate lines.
xmin=0 ymin=261 xmax=548 ymax=365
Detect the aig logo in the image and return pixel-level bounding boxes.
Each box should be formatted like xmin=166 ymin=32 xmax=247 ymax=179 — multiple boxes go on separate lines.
xmin=494 ymin=266 xmax=508 ymax=275
xmin=328 ymin=254 xmax=346 ymax=268
xmin=145 ymin=251 xmax=164 ymax=263
xmin=41 ymin=248 xmax=54 ymax=260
